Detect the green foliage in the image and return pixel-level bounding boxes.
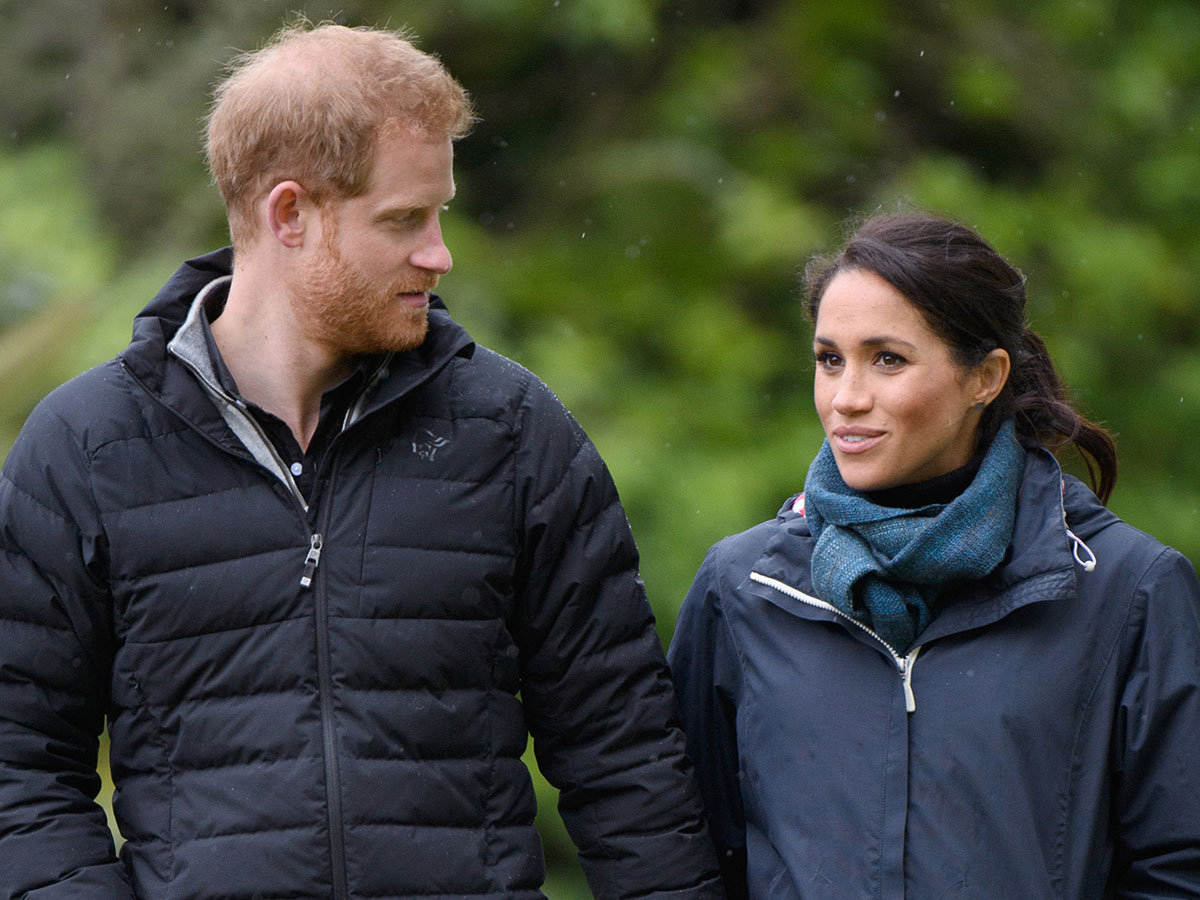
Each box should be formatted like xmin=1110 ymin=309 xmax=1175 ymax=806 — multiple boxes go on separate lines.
xmin=5 ymin=0 xmax=1200 ymax=894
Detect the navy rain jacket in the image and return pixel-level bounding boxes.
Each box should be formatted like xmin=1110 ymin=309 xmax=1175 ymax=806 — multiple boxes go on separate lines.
xmin=0 ymin=249 xmax=722 ymax=900
xmin=669 ymin=446 xmax=1200 ymax=900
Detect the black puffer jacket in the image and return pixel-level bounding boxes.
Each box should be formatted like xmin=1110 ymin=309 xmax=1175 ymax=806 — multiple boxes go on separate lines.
xmin=0 ymin=249 xmax=721 ymax=900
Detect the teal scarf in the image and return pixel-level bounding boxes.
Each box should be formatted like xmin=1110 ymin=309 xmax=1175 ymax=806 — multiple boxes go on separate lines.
xmin=803 ymin=421 xmax=1025 ymax=653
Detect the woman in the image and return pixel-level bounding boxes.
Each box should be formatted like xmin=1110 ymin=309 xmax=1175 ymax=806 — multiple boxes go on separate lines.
xmin=668 ymin=212 xmax=1200 ymax=900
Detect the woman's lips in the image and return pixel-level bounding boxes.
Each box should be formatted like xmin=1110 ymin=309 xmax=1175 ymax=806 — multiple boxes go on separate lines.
xmin=832 ymin=429 xmax=885 ymax=454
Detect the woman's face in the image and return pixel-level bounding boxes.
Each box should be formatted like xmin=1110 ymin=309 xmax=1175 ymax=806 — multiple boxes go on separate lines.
xmin=813 ymin=268 xmax=1000 ymax=492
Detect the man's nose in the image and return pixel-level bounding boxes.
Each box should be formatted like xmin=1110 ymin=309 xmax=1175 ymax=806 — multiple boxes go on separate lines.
xmin=412 ymin=220 xmax=452 ymax=274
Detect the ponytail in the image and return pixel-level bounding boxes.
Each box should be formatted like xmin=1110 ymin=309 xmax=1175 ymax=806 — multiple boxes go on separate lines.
xmin=987 ymin=328 xmax=1117 ymax=503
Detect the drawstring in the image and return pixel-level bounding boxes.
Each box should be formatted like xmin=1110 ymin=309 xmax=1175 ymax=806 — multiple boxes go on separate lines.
xmin=1066 ymin=526 xmax=1097 ymax=572
xmin=1061 ymin=478 xmax=1097 ymax=572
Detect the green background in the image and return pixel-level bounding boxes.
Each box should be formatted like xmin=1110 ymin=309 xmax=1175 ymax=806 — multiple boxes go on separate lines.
xmin=3 ymin=1 xmax=1200 ymax=896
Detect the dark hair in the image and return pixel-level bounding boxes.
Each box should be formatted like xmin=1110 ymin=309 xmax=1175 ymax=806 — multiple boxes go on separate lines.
xmin=804 ymin=211 xmax=1117 ymax=503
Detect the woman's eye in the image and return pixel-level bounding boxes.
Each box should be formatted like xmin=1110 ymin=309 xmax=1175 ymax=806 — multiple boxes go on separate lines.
xmin=814 ymin=351 xmax=841 ymax=369
xmin=877 ymin=351 xmax=906 ymax=368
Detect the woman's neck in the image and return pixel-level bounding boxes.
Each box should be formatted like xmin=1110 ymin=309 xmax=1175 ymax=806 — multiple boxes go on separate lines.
xmin=866 ymin=452 xmax=985 ymax=509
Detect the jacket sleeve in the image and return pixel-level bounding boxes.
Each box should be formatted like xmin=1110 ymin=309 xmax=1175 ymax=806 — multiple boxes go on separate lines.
xmin=510 ymin=376 xmax=724 ymax=900
xmin=667 ymin=547 xmax=747 ymax=900
xmin=1110 ymin=546 xmax=1200 ymax=899
xmin=0 ymin=400 xmax=133 ymax=898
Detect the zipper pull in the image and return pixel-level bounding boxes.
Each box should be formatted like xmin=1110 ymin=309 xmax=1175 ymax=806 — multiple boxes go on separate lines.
xmin=900 ymin=645 xmax=922 ymax=714
xmin=300 ymin=533 xmax=323 ymax=588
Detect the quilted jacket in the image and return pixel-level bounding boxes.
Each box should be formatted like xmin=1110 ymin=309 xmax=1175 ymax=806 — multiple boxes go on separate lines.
xmin=669 ymin=447 xmax=1200 ymax=900
xmin=0 ymin=248 xmax=722 ymax=900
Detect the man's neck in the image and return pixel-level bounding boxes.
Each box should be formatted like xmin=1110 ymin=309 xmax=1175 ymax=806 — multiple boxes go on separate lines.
xmin=211 ymin=271 xmax=350 ymax=452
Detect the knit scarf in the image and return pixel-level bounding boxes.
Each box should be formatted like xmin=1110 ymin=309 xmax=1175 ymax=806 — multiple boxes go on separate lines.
xmin=803 ymin=421 xmax=1025 ymax=653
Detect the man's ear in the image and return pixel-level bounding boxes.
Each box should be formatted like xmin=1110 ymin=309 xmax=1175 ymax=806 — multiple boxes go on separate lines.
xmin=265 ymin=180 xmax=312 ymax=247
xmin=974 ymin=348 xmax=1011 ymax=408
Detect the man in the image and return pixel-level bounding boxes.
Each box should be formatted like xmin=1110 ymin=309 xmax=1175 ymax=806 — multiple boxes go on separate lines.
xmin=0 ymin=23 xmax=722 ymax=900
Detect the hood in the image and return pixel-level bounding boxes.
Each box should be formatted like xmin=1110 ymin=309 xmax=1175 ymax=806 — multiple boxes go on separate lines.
xmin=1059 ymin=469 xmax=1122 ymax=543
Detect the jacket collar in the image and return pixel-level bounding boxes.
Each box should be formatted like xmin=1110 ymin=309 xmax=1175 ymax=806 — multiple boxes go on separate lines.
xmin=745 ymin=446 xmax=1091 ymax=646
xmin=916 ymin=446 xmax=1078 ymax=643
xmin=120 ymin=247 xmax=475 ymax=433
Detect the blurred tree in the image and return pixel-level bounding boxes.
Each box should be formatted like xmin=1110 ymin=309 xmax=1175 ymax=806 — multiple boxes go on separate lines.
xmin=4 ymin=0 xmax=1200 ymax=895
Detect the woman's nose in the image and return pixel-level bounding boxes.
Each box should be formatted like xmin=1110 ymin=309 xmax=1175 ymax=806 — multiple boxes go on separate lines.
xmin=831 ymin=369 xmax=872 ymax=414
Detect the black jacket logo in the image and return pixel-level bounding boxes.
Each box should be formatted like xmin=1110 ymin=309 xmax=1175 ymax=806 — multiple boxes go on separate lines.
xmin=412 ymin=428 xmax=450 ymax=460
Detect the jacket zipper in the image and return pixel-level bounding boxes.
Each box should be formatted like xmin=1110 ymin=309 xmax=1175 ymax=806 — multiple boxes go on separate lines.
xmin=166 ymin=352 xmax=338 ymax=592
xmin=750 ymin=571 xmax=923 ymax=713
xmin=144 ymin=354 xmax=344 ymax=892
xmin=310 ymin=498 xmax=347 ymax=900
xmin=300 ymin=534 xmax=323 ymax=588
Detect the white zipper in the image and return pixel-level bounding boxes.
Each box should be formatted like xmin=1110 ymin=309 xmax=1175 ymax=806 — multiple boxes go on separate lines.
xmin=750 ymin=571 xmax=923 ymax=713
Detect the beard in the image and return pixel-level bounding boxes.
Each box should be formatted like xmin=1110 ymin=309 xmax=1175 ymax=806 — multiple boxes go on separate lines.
xmin=290 ymin=227 xmax=436 ymax=357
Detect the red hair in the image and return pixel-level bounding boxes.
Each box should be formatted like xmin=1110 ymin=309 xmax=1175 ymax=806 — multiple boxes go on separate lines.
xmin=204 ymin=22 xmax=475 ymax=248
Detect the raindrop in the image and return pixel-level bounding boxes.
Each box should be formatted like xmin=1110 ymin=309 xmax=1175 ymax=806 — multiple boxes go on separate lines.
xmin=894 ymin=90 xmax=901 ymax=98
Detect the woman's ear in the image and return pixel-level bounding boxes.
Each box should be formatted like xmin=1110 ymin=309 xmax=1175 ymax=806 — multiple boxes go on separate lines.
xmin=974 ymin=348 xmax=1011 ymax=409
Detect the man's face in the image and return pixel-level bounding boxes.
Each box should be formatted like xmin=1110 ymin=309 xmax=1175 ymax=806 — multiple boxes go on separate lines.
xmin=290 ymin=128 xmax=456 ymax=357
